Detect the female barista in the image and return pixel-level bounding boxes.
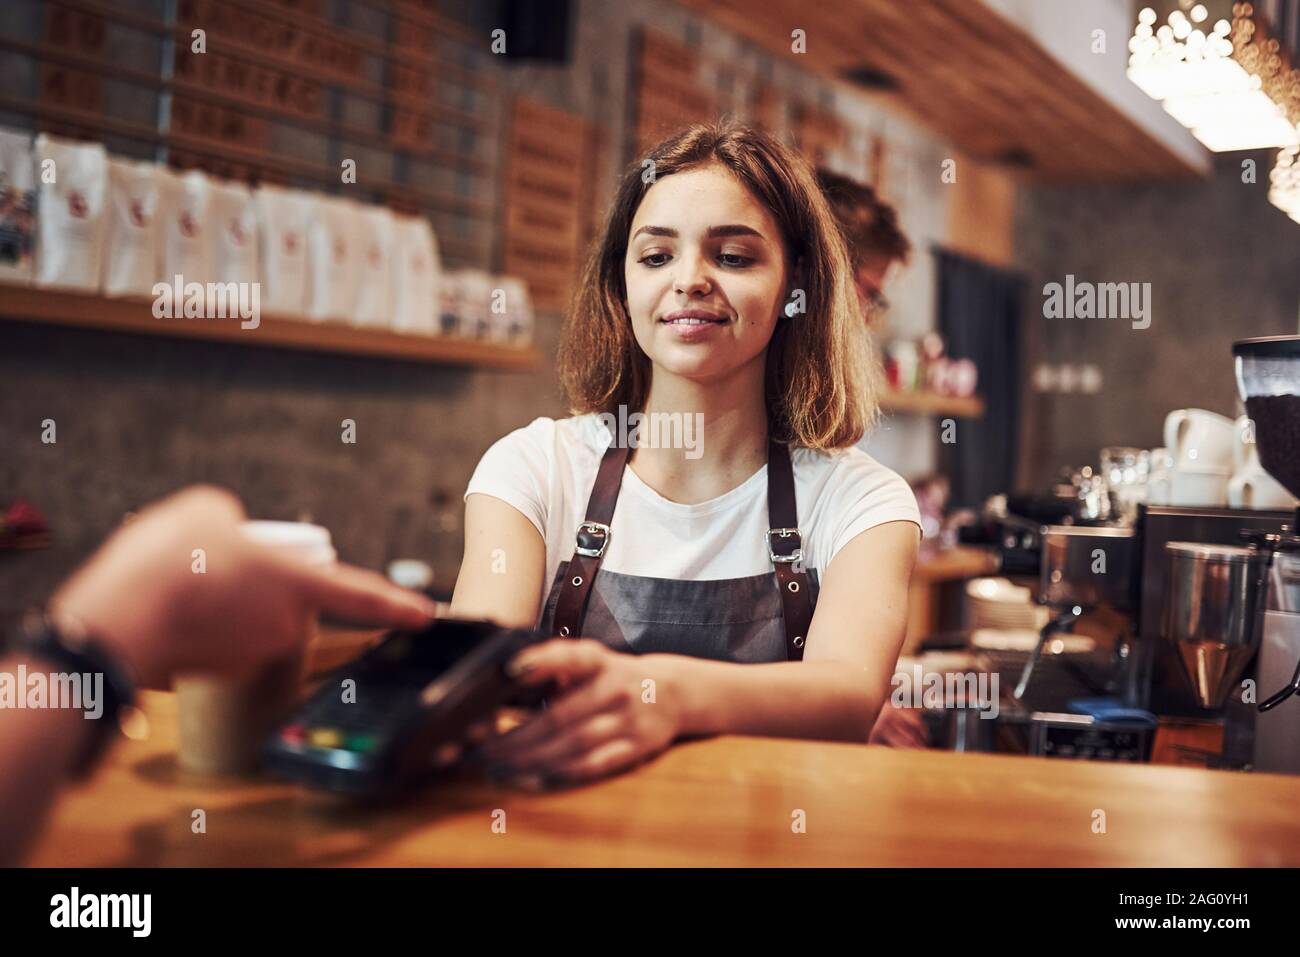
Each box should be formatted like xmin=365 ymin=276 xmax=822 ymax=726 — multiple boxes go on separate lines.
xmin=450 ymin=122 xmax=921 ymax=788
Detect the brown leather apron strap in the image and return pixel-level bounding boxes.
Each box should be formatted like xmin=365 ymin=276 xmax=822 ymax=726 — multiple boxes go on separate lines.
xmin=551 ymin=440 xmax=631 ymax=638
xmin=766 ymin=440 xmax=813 ymax=661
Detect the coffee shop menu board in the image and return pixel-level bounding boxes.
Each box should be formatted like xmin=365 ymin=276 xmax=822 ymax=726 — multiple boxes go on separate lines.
xmin=632 ymin=29 xmax=717 ymax=157
xmin=27 ymin=0 xmax=497 ymax=269
xmin=24 ymin=2 xmax=878 ymax=306
xmin=631 ymin=28 xmax=849 ymax=174
xmin=501 ymin=97 xmax=601 ymax=313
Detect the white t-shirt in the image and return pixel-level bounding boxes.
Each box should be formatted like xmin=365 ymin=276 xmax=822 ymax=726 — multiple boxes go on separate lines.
xmin=464 ymin=415 xmax=922 ymax=623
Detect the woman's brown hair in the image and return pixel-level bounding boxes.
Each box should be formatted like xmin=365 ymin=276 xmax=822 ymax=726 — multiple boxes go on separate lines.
xmin=558 ymin=121 xmax=881 ymax=450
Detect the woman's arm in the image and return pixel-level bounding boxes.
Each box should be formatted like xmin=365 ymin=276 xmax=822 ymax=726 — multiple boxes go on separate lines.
xmin=658 ymin=519 xmax=919 ymax=742
xmin=479 ymin=520 xmax=920 ymax=785
xmin=449 ymin=493 xmax=547 ymax=629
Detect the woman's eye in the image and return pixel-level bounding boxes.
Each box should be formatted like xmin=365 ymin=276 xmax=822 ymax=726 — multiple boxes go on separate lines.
xmin=636 ymin=251 xmax=752 ymax=267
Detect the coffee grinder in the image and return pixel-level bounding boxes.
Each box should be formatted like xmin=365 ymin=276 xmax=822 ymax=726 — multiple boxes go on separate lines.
xmin=1071 ymin=337 xmax=1300 ymax=770
xmin=1151 ymin=338 xmax=1300 ymax=772
xmin=1230 ymin=337 xmax=1300 ymax=773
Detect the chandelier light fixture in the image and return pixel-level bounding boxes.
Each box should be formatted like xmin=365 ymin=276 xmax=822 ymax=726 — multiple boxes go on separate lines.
xmin=1270 ymin=141 xmax=1300 ymax=222
xmin=1127 ymin=1 xmax=1300 ymax=152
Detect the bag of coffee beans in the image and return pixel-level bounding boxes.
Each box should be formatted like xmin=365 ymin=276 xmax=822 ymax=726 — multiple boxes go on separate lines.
xmin=391 ymin=214 xmax=441 ymax=335
xmin=254 ymin=183 xmax=308 ymax=316
xmin=352 ymin=203 xmax=394 ymax=328
xmin=305 ymin=193 xmax=360 ymax=323
xmin=209 ymin=177 xmax=258 ymax=287
xmin=33 ymin=134 xmax=107 ymax=291
xmin=101 ymin=156 xmax=162 ymax=298
xmin=158 ymin=167 xmax=214 ymax=288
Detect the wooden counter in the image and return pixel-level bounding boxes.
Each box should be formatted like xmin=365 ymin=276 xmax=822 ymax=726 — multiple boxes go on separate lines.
xmin=26 ymin=691 xmax=1300 ymax=867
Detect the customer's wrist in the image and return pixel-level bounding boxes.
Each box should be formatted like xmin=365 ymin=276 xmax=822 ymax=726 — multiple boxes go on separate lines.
xmin=8 ymin=610 xmax=139 ymax=779
xmin=47 ymin=583 xmax=157 ymax=689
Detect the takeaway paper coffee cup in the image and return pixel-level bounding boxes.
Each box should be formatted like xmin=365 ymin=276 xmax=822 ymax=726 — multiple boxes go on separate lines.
xmin=174 ymin=521 xmax=336 ymax=776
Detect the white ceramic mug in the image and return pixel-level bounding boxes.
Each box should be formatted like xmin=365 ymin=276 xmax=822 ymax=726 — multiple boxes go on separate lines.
xmin=1234 ymin=415 xmax=1258 ymax=472
xmin=1164 ymin=409 xmax=1237 ymax=472
xmin=1145 ymin=448 xmax=1173 ymax=505
xmin=1168 ymin=467 xmax=1229 ymax=507
xmin=1228 ymin=469 xmax=1297 ymax=509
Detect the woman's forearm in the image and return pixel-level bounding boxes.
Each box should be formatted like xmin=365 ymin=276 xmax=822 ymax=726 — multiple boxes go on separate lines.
xmin=650 ymin=654 xmax=885 ymax=742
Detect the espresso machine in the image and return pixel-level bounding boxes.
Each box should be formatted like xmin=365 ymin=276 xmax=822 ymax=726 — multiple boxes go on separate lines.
xmin=953 ymin=337 xmax=1300 ymax=771
xmin=1136 ymin=338 xmax=1300 ymax=773
xmin=1061 ymin=336 xmax=1300 ymax=771
xmin=1230 ymin=337 xmax=1300 ymax=773
xmin=1136 ymin=505 xmax=1289 ymax=767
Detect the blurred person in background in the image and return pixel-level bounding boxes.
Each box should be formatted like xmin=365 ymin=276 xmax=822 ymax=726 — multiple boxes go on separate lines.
xmin=818 ymin=167 xmax=928 ymax=749
xmin=816 ymin=167 xmax=912 ymax=330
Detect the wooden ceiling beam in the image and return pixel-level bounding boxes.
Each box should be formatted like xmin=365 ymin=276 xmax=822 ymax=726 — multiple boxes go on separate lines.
xmin=674 ymin=0 xmax=1201 ymax=181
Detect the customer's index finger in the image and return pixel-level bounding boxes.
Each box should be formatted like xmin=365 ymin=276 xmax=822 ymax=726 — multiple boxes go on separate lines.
xmin=300 ymin=562 xmax=440 ymax=628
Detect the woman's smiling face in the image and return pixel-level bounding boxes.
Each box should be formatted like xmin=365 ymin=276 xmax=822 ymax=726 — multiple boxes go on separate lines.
xmin=624 ymin=163 xmax=791 ymax=383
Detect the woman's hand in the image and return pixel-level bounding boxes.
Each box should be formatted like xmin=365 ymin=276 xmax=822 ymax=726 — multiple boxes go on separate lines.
xmin=868 ymin=703 xmax=930 ymax=748
xmin=474 ymin=639 xmax=683 ymax=789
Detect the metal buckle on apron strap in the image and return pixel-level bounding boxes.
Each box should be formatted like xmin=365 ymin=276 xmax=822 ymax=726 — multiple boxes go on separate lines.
xmin=575 ymin=521 xmax=611 ymax=558
xmin=767 ymin=527 xmax=803 ymax=564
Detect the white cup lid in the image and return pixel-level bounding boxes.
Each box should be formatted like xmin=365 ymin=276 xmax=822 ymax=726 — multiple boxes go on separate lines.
xmin=387 ymin=559 xmax=433 ymax=591
xmin=240 ymin=520 xmax=336 ymax=566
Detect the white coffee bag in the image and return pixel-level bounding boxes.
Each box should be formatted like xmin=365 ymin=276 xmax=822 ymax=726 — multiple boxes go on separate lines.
xmin=209 ymin=177 xmax=258 ymax=288
xmin=33 ymin=133 xmax=107 ymax=291
xmin=352 ymin=204 xmax=394 ymax=327
xmin=305 ymin=193 xmax=360 ymax=323
xmin=101 ymin=157 xmax=162 ymax=298
xmin=0 ymin=127 xmax=36 ymax=284
xmin=158 ymin=167 xmax=214 ymax=288
xmin=254 ymin=184 xmax=309 ymax=316
xmin=391 ymin=214 xmax=441 ymax=335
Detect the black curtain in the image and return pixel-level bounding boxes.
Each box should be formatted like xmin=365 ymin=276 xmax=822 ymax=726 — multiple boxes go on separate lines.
xmin=933 ymin=248 xmax=1025 ymax=509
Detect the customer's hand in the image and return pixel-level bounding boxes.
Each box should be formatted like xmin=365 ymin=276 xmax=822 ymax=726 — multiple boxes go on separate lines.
xmin=472 ymin=638 xmax=682 ymax=788
xmin=49 ymin=485 xmax=438 ymax=687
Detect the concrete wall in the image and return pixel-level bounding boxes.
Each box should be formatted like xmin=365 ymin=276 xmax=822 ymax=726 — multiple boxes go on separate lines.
xmin=1014 ymin=148 xmax=1300 ymax=490
xmin=0 ymin=310 xmax=567 ymax=623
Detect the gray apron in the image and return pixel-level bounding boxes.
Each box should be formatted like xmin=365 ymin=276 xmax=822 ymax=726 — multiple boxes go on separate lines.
xmin=541 ymin=439 xmax=817 ymax=663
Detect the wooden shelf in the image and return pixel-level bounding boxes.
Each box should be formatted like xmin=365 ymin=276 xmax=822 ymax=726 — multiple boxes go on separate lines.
xmin=0 ymin=284 xmax=542 ymax=371
xmin=879 ymin=388 xmax=985 ymax=418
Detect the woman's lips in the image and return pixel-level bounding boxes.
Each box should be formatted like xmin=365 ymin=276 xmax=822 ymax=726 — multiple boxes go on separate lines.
xmin=659 ymin=312 xmax=731 ymax=340
xmin=660 ymin=310 xmax=730 ymax=325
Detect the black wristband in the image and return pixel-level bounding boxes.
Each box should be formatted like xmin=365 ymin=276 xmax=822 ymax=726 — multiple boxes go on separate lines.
xmin=7 ymin=611 xmax=137 ymax=779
